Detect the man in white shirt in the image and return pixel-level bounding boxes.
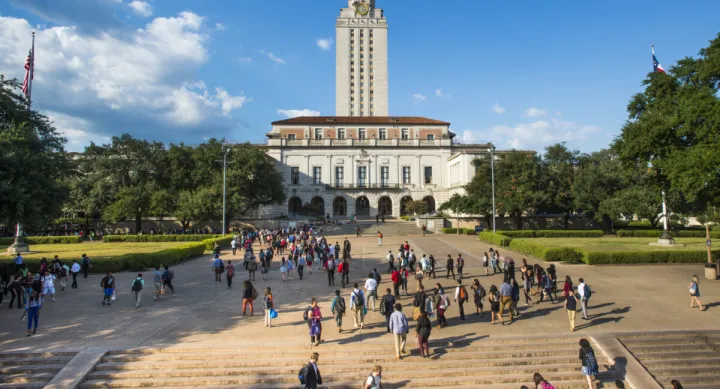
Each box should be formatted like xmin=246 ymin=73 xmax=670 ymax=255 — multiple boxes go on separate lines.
xmin=386 ymin=251 xmax=394 ymax=273
xmin=364 ymin=273 xmax=378 ymax=312
xmin=70 ymin=260 xmax=81 ymax=289
xmin=577 ymin=278 xmax=589 ymax=320
xmin=420 ymin=255 xmax=429 ymax=275
xmin=231 ymin=239 xmax=238 ymax=256
xmin=363 ymin=365 xmax=383 ymax=389
xmin=350 ymin=283 xmax=365 ymax=328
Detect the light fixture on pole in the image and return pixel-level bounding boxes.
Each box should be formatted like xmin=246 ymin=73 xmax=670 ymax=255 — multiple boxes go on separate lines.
xmin=488 ymin=145 xmax=496 ymax=233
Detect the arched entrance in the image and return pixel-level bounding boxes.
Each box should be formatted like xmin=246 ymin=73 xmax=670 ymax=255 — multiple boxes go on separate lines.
xmin=423 ymin=196 xmax=436 ymax=214
xmin=356 ymin=196 xmax=370 ymax=217
xmin=400 ymin=196 xmax=413 ymax=216
xmin=310 ymin=196 xmax=325 ymax=216
xmin=333 ymin=197 xmax=347 ymax=216
xmin=288 ymin=196 xmax=302 ymax=214
xmin=378 ymin=196 xmax=392 ymax=216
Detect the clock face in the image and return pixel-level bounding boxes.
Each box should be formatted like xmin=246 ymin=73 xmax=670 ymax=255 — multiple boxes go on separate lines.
xmin=355 ymin=3 xmax=369 ymax=15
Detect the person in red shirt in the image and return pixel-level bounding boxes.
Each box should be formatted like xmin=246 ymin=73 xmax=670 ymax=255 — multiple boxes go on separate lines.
xmin=403 ymin=241 xmax=410 ymax=252
xmin=337 ymin=260 xmax=345 ymax=288
xmin=391 ymin=269 xmax=400 ymax=298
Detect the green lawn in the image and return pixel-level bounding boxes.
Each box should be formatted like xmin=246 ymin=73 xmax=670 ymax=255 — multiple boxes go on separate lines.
xmin=529 ymin=237 xmax=709 ymax=252
xmin=0 ymin=242 xmax=193 ymax=261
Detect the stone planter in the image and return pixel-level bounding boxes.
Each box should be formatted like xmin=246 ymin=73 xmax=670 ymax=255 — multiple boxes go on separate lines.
xmin=705 ymin=263 xmax=717 ymax=280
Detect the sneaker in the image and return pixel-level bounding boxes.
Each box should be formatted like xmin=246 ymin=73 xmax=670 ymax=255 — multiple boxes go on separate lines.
xmin=102 ymin=300 xmax=106 ymax=306
xmin=51 ymin=298 xmax=56 ymax=302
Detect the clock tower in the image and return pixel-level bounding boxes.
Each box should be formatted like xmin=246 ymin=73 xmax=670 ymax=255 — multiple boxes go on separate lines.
xmin=336 ymin=0 xmax=388 ymax=117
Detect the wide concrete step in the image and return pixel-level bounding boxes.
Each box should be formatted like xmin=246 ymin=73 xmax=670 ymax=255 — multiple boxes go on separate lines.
xmin=79 ymin=370 xmax=622 ymax=388
xmin=626 ymin=350 xmax=720 ymax=361
xmin=95 ymin=355 xmax=581 ymax=371
xmin=655 ymin=374 xmax=720 ymax=385
xmin=0 ymin=365 xmax=66 ymax=374
xmin=640 ymin=357 xmax=720 ymax=368
xmin=0 ymin=352 xmax=77 ymax=358
xmin=0 ymin=372 xmax=56 ymax=384
xmin=652 ymin=366 xmax=720 ymax=378
xmin=0 ymin=357 xmax=75 ymax=366
xmin=0 ymin=383 xmax=47 ymax=389
xmin=79 ymin=381 xmax=615 ymax=389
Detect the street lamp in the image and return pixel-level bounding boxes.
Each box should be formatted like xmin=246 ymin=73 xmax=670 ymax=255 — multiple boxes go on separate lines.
xmin=221 ymin=145 xmax=231 ymax=236
xmin=488 ymin=145 xmax=496 ymax=233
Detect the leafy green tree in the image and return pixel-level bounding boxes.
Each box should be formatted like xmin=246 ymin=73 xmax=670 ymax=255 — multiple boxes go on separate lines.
xmin=174 ymin=187 xmax=222 ymax=230
xmin=0 ymin=77 xmax=72 ymax=231
xmin=572 ymin=149 xmax=624 ymax=229
xmin=405 ymin=200 xmax=428 ymax=216
xmin=495 ymin=151 xmax=547 ymax=230
xmin=543 ymin=143 xmax=579 ymax=229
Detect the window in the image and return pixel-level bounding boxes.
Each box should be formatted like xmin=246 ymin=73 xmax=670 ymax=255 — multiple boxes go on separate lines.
xmin=401 ymin=128 xmax=409 ymax=140
xmin=287 ymin=134 xmax=296 ymax=140
xmin=357 ymin=166 xmax=367 ymax=187
xmin=338 ymin=128 xmax=346 ymax=139
xmin=379 ymin=128 xmax=387 ymax=139
xmin=424 ymin=166 xmax=433 ymax=184
xmin=314 ymin=128 xmax=323 ymax=140
xmin=426 ymin=134 xmax=435 ymax=140
xmin=313 ymin=167 xmax=322 ymax=185
xmin=335 ymin=166 xmax=344 ymax=186
xmin=402 ymin=167 xmax=411 ymax=184
xmin=359 ymin=128 xmax=366 ymax=139
xmin=290 ymin=167 xmax=300 ymax=185
xmin=381 ymin=166 xmax=389 ymax=187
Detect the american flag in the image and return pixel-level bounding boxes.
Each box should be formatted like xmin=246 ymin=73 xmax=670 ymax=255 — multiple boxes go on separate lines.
xmin=22 ymin=49 xmax=34 ymax=97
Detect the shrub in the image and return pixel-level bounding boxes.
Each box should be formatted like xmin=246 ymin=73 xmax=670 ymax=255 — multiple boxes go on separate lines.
xmin=613 ymin=220 xmax=629 ymax=228
xmin=509 ymin=239 xmax=549 ymax=259
xmin=441 ymin=228 xmax=458 ymax=234
xmin=202 ymin=236 xmax=233 ymax=251
xmin=585 ymin=250 xmax=720 ymax=265
xmin=615 ymin=230 xmax=720 ymax=238
xmin=478 ymin=232 xmax=512 ymax=247
xmin=628 ymin=221 xmax=652 ymax=228
xmin=544 ymin=247 xmax=586 ymax=263
xmin=499 ymin=230 xmax=603 ymax=238
xmin=616 ymin=230 xmax=635 ymax=237
xmin=102 ymin=234 xmax=223 ymax=243
xmin=463 ymin=228 xmax=477 ymax=235
xmin=0 ymin=236 xmax=84 ymax=245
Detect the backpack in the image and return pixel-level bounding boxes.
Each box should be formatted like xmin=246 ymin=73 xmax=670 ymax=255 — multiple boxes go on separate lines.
xmin=585 ymin=350 xmax=598 ymax=370
xmin=477 ymin=285 xmax=486 ymax=298
xmin=352 ymin=291 xmax=364 ymax=307
xmin=363 ymin=374 xmax=376 ymax=389
xmin=373 ymin=272 xmax=382 ymax=283
xmin=227 ymin=265 xmax=235 ymax=277
xmin=251 ymin=287 xmax=258 ymax=300
xmin=298 ymin=364 xmax=309 ymax=385
xmin=132 ymin=279 xmax=143 ymax=292
xmin=544 ymin=276 xmax=553 ymax=290
xmin=337 ymin=297 xmax=346 ymax=314
xmin=442 ymin=294 xmax=451 ymax=309
xmin=32 ymin=278 xmax=41 ymax=290
xmin=540 ymin=380 xmax=555 ymax=389
xmin=459 ymin=286 xmax=468 ymax=302
xmin=303 ymin=306 xmax=312 ymax=321
xmin=584 ymin=284 xmax=592 ymax=299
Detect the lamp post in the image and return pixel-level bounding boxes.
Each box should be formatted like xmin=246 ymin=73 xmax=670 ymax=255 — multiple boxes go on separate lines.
xmin=658 ymin=190 xmax=675 ymax=245
xmin=221 ymin=145 xmax=230 ymax=236
xmin=488 ymin=145 xmax=497 ymax=233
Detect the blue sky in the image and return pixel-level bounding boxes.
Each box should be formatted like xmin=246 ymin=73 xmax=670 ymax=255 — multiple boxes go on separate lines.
xmin=0 ymin=0 xmax=718 ymax=153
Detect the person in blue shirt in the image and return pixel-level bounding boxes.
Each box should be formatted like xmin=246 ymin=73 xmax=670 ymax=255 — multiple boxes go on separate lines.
xmin=25 ymin=290 xmax=43 ymax=336
xmin=212 ymin=254 xmax=223 ymax=282
xmin=388 ymin=303 xmax=409 ymax=360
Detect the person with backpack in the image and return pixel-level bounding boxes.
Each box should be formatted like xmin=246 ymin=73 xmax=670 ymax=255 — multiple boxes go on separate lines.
xmin=241 ymin=280 xmax=257 ymax=316
xmin=160 ymin=265 xmax=174 ymax=294
xmin=341 ymin=258 xmax=350 ymax=287
xmin=577 ymin=277 xmax=591 ymax=319
xmin=363 ymin=365 xmax=383 ymax=389
xmin=565 ymin=288 xmax=579 ymax=332
xmin=389 ymin=303 xmax=409 ymax=360
xmin=212 ymin=254 xmax=223 ymax=282
xmin=80 ymin=254 xmax=91 ymax=278
xmin=386 ymin=250 xmax=394 ymax=273
xmin=540 ymin=273 xmax=555 ymax=304
xmin=579 ymin=338 xmax=599 ymax=389
xmin=445 ymin=254 xmax=455 ymax=280
xmin=434 ymin=284 xmax=449 ymax=328
xmin=533 ymin=372 xmax=555 ymax=389
xmin=456 ymin=254 xmax=465 ymax=280
xmin=499 ymin=277 xmax=514 ymax=324
xmin=41 ymin=270 xmax=57 ymax=302
xmin=489 ymin=285 xmax=501 ymax=325
xmin=688 ymin=275 xmax=705 ymax=311
xmin=307 ymin=297 xmax=323 ymax=346
xmin=416 ymin=310 xmax=432 ymax=358
xmin=247 ymin=257 xmax=258 ymax=281
xmin=298 ymin=352 xmax=322 ymax=389
xmin=400 ymin=266 xmax=409 ymax=296
xmin=412 ymin=285 xmax=429 ymax=320
xmin=131 ymin=273 xmax=144 ymax=308
xmin=326 ymin=255 xmax=336 ymax=286
xmin=350 ymin=283 xmax=365 ymax=329
xmin=511 ymin=279 xmax=521 ymax=317
xmin=100 ymin=271 xmax=115 ymax=306
xmin=471 ymin=279 xmax=485 ymax=317
xmin=379 ymin=288 xmax=396 ymax=333
xmin=226 ymin=260 xmax=235 ymax=288
xmin=153 ymin=265 xmax=164 ymax=301
xmin=70 ymin=260 xmax=80 ymax=289
xmin=428 ymin=255 xmax=437 ymax=279
xmin=364 ymin=272 xmax=378 ymax=312
xmin=330 ymin=290 xmax=346 ymax=333
xmin=390 ymin=268 xmax=400 ymax=298
xmin=263 ymin=287 xmax=274 ymax=327
xmin=454 ymin=279 xmax=468 ymax=320
xmin=58 ymin=261 xmax=69 ymax=291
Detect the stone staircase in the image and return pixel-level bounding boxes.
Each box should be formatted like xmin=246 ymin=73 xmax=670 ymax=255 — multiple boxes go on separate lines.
xmin=324 ymin=220 xmax=425 ymax=237
xmin=0 ymin=351 xmax=77 ymax=388
xmin=619 ymin=331 xmax=720 ymax=389
xmin=79 ymin=336 xmax=626 ymax=388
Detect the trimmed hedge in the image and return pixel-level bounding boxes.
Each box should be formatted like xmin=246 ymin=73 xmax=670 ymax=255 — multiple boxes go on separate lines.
xmin=478 ymin=232 xmax=512 ymax=247
xmin=499 ymin=230 xmax=604 ymax=238
xmin=585 ymin=250 xmax=720 ymax=265
xmin=202 ymin=236 xmax=233 ymax=251
xmin=617 ymin=230 xmax=720 ymax=238
xmin=544 ymin=247 xmax=586 ymax=263
xmin=103 ymin=234 xmax=223 ymax=243
xmin=509 ymin=239 xmax=549 ymax=259
xmin=441 ymin=228 xmax=476 ymax=235
xmin=0 ymin=236 xmax=84 ymax=245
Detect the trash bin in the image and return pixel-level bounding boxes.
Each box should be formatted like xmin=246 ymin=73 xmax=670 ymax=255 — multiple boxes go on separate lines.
xmin=475 ymin=226 xmax=483 ymax=233
xmin=705 ymin=263 xmax=717 ymax=280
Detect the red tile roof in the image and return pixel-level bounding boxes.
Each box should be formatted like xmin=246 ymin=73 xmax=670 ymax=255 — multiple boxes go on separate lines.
xmin=271 ymin=116 xmax=450 ymax=126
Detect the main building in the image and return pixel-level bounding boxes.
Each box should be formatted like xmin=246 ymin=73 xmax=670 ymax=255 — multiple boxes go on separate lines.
xmin=259 ymin=1 xmax=493 ymax=219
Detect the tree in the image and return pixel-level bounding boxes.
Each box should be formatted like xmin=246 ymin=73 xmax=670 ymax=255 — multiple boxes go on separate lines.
xmin=598 ymin=186 xmax=663 ymax=227
xmin=495 ymin=151 xmax=546 ymax=230
xmin=438 ymin=193 xmax=469 ymax=234
xmin=224 ymin=143 xmax=286 ymax=218
xmin=0 ymin=77 xmax=72 ymax=232
xmin=174 ymin=187 xmax=222 ymax=231
xmin=543 ymin=143 xmax=579 ymax=229
xmin=572 ymin=149 xmax=624 ymax=229
xmin=405 ymin=200 xmax=428 ymax=216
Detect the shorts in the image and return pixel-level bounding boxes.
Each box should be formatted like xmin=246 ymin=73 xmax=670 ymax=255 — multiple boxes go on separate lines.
xmin=582 ymin=365 xmax=599 ymax=376
xmin=43 ymin=287 xmax=56 ymax=295
xmin=104 ymin=288 xmax=114 ymax=297
xmin=154 ymin=282 xmax=163 ymax=291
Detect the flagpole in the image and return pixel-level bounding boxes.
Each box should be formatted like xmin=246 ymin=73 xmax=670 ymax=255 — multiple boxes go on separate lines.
xmin=28 ymin=31 xmax=35 ymax=108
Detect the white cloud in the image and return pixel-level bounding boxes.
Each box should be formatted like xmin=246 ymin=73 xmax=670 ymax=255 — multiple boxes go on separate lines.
xmin=466 ymin=118 xmax=600 ymax=151
xmin=435 ymin=88 xmax=450 ymax=98
xmin=412 ymin=93 xmax=427 ymax=103
xmin=316 ymin=38 xmax=334 ymax=50
xmin=260 ymin=50 xmax=285 ymax=65
xmin=492 ymin=103 xmax=505 ymax=114
xmin=277 ymin=109 xmax=320 ymax=118
xmin=522 ymin=107 xmax=547 ymax=117
xmin=215 ymin=22 xmax=225 ymax=31
xmin=0 ymin=13 xmax=250 ymax=142
xmin=236 ymin=56 xmax=252 ymax=64
xmin=556 ymin=111 xmax=562 ymax=116
xmin=46 ymin=111 xmax=110 ymax=152
xmin=128 ymin=1 xmax=153 ymax=18
xmin=460 ymin=130 xmax=477 ymax=143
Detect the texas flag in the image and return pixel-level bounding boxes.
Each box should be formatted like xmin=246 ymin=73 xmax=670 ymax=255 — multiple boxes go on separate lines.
xmin=653 ymin=53 xmax=666 ymax=73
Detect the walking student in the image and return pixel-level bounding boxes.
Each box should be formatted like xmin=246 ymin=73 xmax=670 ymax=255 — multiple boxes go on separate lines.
xmin=416 ymin=310 xmax=432 ymax=358
xmin=454 ymin=279 xmax=468 ymax=320
xmin=377 ymin=231 xmax=383 ymax=246
xmin=456 ymin=254 xmax=465 ymax=279
xmin=162 ymin=266 xmax=175 ymax=294
xmin=308 ymin=298 xmax=323 ymax=345
xmin=242 ymin=280 xmax=256 ymax=316
xmin=212 ymin=254 xmax=223 ymax=282
xmin=380 ymin=287 xmax=396 ymax=333
xmin=153 ymin=265 xmax=164 ymax=301
xmin=70 ymin=260 xmax=80 ymax=289
xmin=499 ymin=277 xmax=514 ymax=324
xmin=365 ymin=272 xmax=378 ymax=312
xmin=579 ymin=338 xmax=599 ymax=389
xmin=565 ymin=288 xmax=579 ymax=332
xmin=226 ymin=260 xmax=235 ymax=288
xmin=578 ymin=278 xmax=592 ymax=319
xmin=445 ymin=255 xmax=455 ymax=279
xmin=299 ymin=352 xmax=322 ymax=389
xmin=264 ymin=287 xmax=274 ymax=327
xmin=689 ymin=275 xmax=705 ymax=311
xmin=389 ymin=303 xmax=409 ymax=360
xmin=471 ymin=279 xmax=485 ymax=317
xmin=131 ymin=273 xmax=144 ymax=308
xmin=25 ymin=291 xmax=42 ymax=336
xmin=363 ymin=365 xmax=383 ymax=389
xmin=100 ymin=271 xmax=115 ymax=306
xmin=489 ymin=285 xmax=501 ymax=324
xmin=41 ymin=271 xmax=56 ymax=302
xmin=350 ymin=283 xmax=365 ymax=328
xmin=326 ymin=256 xmax=336 ymax=286
xmin=330 ymin=290 xmax=346 ymax=333
xmin=80 ymin=254 xmax=91 ymax=278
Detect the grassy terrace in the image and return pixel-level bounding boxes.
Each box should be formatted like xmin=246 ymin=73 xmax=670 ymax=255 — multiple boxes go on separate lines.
xmin=530 ymin=237 xmax=709 ymax=252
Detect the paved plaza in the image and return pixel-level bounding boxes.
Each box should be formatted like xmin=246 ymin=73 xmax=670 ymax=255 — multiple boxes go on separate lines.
xmin=1 ymin=232 xmax=719 ymax=388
